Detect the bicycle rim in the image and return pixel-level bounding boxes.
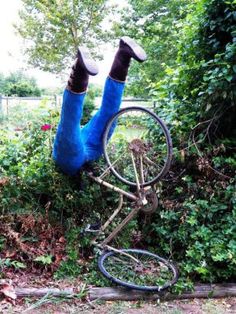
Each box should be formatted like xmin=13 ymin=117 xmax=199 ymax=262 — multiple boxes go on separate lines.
xmin=103 ymin=107 xmax=172 ymax=187
xmin=98 ymin=249 xmax=178 ymax=291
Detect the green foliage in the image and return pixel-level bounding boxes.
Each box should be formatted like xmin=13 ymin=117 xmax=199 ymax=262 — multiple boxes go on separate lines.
xmin=0 ymin=236 xmax=6 ymax=251
xmin=0 ymin=106 xmax=133 ymax=285
xmin=55 ymin=227 xmax=84 ymax=278
xmin=16 ymin=0 xmax=113 ymax=73
xmin=0 ymin=71 xmax=41 ymax=96
xmin=114 ymin=0 xmax=236 ymax=285
xmin=34 ymin=255 xmax=53 ymax=265
xmin=152 ymin=0 xmax=236 ymax=143
xmin=81 ymin=84 xmax=101 ymax=125
xmin=178 ymin=0 xmax=236 ymax=137
xmin=0 ymin=104 xmax=235 ymax=287
xmin=55 ymin=226 xmax=110 ymax=286
xmin=113 ymin=0 xmax=192 ymax=96
xmin=0 ymin=78 xmax=235 ymax=287
xmin=0 ymin=258 xmax=26 ymax=270
xmin=145 ymin=169 xmax=236 ymax=283
xmin=0 ymin=0 xmax=235 ymax=289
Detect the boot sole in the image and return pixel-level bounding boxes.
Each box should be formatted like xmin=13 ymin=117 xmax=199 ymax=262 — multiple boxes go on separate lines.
xmin=121 ymin=36 xmax=147 ymax=62
xmin=78 ymin=47 xmax=99 ymax=76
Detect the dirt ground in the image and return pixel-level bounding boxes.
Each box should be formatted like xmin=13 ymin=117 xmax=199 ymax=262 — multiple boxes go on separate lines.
xmin=0 ymin=276 xmax=235 ymax=313
xmin=1 ymin=296 xmax=236 ymax=314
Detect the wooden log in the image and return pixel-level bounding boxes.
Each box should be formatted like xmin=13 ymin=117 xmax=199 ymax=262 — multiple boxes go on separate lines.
xmin=89 ymin=284 xmax=236 ymax=301
xmin=2 ymin=283 xmax=236 ymax=300
xmin=15 ymin=287 xmax=74 ymax=298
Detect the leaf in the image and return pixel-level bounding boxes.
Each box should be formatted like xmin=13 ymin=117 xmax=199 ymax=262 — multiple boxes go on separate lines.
xmin=58 ymin=236 xmax=66 ymax=243
xmin=203 ymin=75 xmax=209 ymax=82
xmin=0 ymin=177 xmax=9 ymax=186
xmin=206 ymin=103 xmax=212 ymax=111
xmin=5 ymin=250 xmax=17 ymax=258
xmin=226 ymin=75 xmax=233 ymax=82
xmin=11 ymin=261 xmax=27 ymax=269
xmin=0 ymin=283 xmax=17 ymax=300
xmin=34 ymin=255 xmax=53 ymax=265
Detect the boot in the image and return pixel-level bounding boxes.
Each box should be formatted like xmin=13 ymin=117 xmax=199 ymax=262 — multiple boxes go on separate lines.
xmin=67 ymin=47 xmax=99 ymax=93
xmin=109 ymin=36 xmax=147 ymax=82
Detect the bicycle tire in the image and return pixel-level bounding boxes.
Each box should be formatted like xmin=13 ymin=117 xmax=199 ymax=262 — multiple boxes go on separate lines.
xmin=98 ymin=248 xmax=178 ymax=292
xmin=102 ymin=106 xmax=172 ymax=187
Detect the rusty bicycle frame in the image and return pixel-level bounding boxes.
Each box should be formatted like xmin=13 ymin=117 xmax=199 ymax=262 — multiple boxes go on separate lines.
xmin=83 ymin=107 xmax=178 ymax=292
xmin=85 ymin=149 xmax=156 ymax=250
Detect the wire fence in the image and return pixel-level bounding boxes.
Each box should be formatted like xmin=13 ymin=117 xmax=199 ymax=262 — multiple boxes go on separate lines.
xmin=0 ymin=95 xmax=62 ymax=118
xmin=0 ymin=94 xmax=156 ymax=129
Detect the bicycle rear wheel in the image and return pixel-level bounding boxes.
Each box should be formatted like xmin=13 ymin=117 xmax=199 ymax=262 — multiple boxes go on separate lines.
xmin=98 ymin=249 xmax=178 ymax=292
xmin=103 ymin=107 xmax=172 ymax=187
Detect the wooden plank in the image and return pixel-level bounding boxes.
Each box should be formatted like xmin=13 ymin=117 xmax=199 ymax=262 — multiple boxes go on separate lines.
xmin=89 ymin=284 xmax=236 ymax=301
xmin=1 ymin=283 xmax=235 ymax=300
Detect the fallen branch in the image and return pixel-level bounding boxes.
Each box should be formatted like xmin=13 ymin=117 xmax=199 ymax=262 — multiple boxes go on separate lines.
xmin=89 ymin=284 xmax=236 ymax=301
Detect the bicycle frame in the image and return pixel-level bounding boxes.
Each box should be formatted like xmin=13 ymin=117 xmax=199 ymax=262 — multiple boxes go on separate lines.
xmin=84 ymin=106 xmax=168 ymax=250
xmin=86 ymin=163 xmax=152 ymax=247
xmin=83 ymin=107 xmax=178 ymax=292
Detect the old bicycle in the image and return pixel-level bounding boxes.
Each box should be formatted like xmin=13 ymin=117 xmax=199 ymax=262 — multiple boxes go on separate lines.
xmin=84 ymin=106 xmax=178 ymax=292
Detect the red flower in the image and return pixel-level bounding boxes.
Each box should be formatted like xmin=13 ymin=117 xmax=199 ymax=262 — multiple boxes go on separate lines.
xmin=41 ymin=124 xmax=52 ymax=131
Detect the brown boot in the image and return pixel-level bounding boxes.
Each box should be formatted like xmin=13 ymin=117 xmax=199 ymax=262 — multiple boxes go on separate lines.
xmin=109 ymin=36 xmax=147 ymax=82
xmin=67 ymin=47 xmax=99 ymax=93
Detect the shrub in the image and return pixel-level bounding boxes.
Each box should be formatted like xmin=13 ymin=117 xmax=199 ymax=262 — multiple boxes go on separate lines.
xmin=0 ymin=71 xmax=41 ymax=97
xmin=0 ymin=105 xmax=235 ymax=287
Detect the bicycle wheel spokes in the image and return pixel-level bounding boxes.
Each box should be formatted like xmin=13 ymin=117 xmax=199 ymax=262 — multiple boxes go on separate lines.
xmin=98 ymin=249 xmax=178 ymax=291
xmin=103 ymin=107 xmax=172 ymax=187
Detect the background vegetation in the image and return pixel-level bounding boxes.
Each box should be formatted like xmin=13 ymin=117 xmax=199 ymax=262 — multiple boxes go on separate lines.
xmin=0 ymin=71 xmax=41 ymax=97
xmin=15 ymin=0 xmax=114 ymax=74
xmin=0 ymin=0 xmax=235 ymax=291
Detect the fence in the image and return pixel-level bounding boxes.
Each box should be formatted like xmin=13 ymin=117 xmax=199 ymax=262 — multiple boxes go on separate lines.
xmin=0 ymin=94 xmax=156 ymax=123
xmin=94 ymin=97 xmax=156 ymax=110
xmin=0 ymin=95 xmax=62 ymax=119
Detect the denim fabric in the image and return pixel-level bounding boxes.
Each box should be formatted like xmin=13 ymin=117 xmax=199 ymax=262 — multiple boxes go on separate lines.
xmin=53 ymin=77 xmax=125 ymax=175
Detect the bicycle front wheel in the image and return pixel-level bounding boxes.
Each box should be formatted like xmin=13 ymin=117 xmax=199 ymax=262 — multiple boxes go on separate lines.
xmin=98 ymin=249 xmax=178 ymax=292
xmin=103 ymin=107 xmax=172 ymax=187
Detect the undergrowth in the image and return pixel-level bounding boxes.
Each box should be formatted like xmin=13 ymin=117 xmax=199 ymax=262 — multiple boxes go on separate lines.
xmin=0 ymin=108 xmax=235 ymax=290
xmin=0 ymin=0 xmax=235 ymax=290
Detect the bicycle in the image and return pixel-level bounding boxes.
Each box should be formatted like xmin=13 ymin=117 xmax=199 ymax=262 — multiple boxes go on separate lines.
xmin=84 ymin=106 xmax=178 ymax=292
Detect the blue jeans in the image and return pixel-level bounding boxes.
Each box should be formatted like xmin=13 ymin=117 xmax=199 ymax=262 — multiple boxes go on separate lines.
xmin=53 ymin=77 xmax=125 ymax=175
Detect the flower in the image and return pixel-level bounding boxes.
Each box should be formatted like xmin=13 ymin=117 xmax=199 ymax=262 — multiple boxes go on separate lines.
xmin=41 ymin=124 xmax=52 ymax=131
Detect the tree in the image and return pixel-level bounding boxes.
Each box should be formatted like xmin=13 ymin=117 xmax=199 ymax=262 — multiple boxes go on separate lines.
xmin=112 ymin=0 xmax=192 ymax=96
xmin=0 ymin=71 xmax=41 ymax=97
xmin=8 ymin=81 xmax=41 ymax=97
xmin=15 ymin=0 xmax=112 ymax=74
xmin=148 ymin=0 xmax=236 ymax=146
xmin=171 ymin=0 xmax=236 ymax=139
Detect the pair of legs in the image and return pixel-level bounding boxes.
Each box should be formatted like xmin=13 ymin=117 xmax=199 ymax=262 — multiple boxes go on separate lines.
xmin=53 ymin=37 xmax=147 ymax=176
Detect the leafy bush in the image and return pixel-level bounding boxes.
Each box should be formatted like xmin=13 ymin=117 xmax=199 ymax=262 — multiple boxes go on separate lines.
xmin=0 ymin=71 xmax=41 ymax=97
xmin=0 ymin=106 xmax=137 ymax=283
xmin=0 ymin=0 xmax=235 ymax=288
xmin=142 ymin=149 xmax=236 ymax=283
xmin=125 ymin=0 xmax=236 ymax=287
xmin=0 ymin=103 xmax=235 ymax=287
xmin=152 ymin=0 xmax=236 ymax=144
